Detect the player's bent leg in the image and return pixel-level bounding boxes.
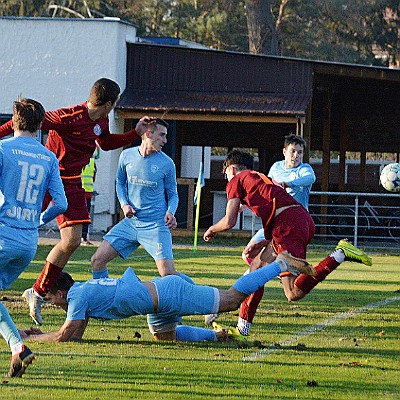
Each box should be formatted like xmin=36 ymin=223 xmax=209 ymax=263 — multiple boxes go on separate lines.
xmin=218 ymin=288 xmax=248 ymax=313
xmin=48 ymin=224 xmax=83 ymax=266
xmin=281 ymin=274 xmax=306 ymax=301
xmin=91 ymin=240 xmax=119 ymax=274
xmin=26 ymin=225 xmax=83 ymax=325
xmin=155 ymin=259 xmax=177 ymax=277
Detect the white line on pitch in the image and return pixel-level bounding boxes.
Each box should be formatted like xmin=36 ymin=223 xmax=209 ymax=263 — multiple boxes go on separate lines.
xmin=243 ymin=295 xmax=400 ymax=362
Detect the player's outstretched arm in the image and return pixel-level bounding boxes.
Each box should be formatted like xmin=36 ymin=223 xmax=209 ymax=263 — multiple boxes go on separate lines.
xmin=203 ymin=198 xmax=240 ymax=241
xmin=23 ymin=319 xmax=87 ymax=342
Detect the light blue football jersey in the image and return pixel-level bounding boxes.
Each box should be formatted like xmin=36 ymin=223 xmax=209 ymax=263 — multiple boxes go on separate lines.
xmin=0 ymin=136 xmax=67 ymax=229
xmin=268 ymin=160 xmax=315 ymax=210
xmin=116 ymin=147 xmax=178 ymax=223
xmin=66 ymin=268 xmax=155 ymax=321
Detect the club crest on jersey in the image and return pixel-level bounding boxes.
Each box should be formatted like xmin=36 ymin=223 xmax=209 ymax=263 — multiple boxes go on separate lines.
xmin=93 ymin=124 xmax=102 ymax=136
xmin=151 ymin=165 xmax=159 ymax=173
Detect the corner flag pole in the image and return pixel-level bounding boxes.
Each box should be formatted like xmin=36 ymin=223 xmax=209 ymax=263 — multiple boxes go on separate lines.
xmin=193 ymin=162 xmax=205 ymax=252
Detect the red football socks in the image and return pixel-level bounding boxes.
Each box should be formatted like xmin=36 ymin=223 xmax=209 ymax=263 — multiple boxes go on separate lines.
xmin=294 ymin=256 xmax=339 ymax=294
xmin=32 ymin=261 xmax=63 ymax=298
xmin=239 ymin=286 xmax=265 ymax=323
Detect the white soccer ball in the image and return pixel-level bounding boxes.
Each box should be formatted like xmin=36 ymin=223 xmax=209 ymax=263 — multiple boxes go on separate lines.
xmin=380 ymin=163 xmax=400 ymax=193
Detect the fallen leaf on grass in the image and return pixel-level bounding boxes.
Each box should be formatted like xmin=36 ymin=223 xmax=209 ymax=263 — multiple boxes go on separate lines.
xmin=339 ymin=361 xmax=362 ymax=367
xmin=376 ymin=330 xmax=385 ymax=336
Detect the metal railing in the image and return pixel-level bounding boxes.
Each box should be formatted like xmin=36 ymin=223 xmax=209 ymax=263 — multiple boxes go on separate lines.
xmin=246 ymin=191 xmax=399 ymax=249
xmin=308 ymin=191 xmax=400 ymax=247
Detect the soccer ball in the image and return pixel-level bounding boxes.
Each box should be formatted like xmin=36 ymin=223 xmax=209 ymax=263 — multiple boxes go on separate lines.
xmin=380 ymin=163 xmax=400 ymax=193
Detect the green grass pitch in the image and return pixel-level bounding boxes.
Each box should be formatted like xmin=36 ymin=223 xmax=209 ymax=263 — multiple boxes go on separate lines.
xmin=1 ymin=243 xmax=399 ymax=399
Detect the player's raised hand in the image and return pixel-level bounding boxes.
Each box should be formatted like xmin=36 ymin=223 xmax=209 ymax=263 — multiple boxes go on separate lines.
xmin=135 ymin=116 xmax=157 ymax=135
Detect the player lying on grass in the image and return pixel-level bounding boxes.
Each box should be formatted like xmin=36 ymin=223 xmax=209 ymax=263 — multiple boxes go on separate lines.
xmin=18 ymin=251 xmax=315 ymax=343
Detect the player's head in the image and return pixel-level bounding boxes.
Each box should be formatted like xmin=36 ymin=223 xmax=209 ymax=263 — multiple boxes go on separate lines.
xmin=12 ymin=97 xmax=45 ymax=133
xmin=148 ymin=118 xmax=169 ymax=132
xmin=143 ymin=118 xmax=169 ymax=152
xmin=47 ymin=271 xmax=75 ymax=310
xmin=48 ymin=271 xmax=75 ymax=295
xmin=88 ymin=78 xmax=121 ymax=116
xmin=223 ymin=150 xmax=254 ymax=181
xmin=283 ymin=134 xmax=307 ymax=168
xmin=283 ymin=134 xmax=307 ymax=150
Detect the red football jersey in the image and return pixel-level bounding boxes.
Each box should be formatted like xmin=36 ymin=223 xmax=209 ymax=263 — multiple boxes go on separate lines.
xmin=0 ymin=102 xmax=138 ymax=177
xmin=226 ymin=169 xmax=299 ymax=236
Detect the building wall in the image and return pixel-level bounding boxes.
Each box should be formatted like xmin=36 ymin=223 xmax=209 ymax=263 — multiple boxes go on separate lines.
xmin=0 ymin=17 xmax=137 ymax=231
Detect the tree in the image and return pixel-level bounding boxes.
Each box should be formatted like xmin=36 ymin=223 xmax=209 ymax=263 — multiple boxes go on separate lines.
xmin=0 ymin=0 xmax=398 ymax=66
xmin=244 ymin=0 xmax=292 ymax=54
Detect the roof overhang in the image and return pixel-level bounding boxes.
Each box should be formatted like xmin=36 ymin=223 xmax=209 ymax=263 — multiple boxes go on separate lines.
xmin=116 ymin=43 xmax=314 ymax=124
xmin=116 ymin=90 xmax=311 ymax=123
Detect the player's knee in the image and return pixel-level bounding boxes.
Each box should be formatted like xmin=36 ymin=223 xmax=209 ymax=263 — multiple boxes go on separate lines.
xmin=59 ymin=236 xmax=81 ymax=254
xmin=156 ymin=260 xmax=176 ymax=277
xmin=285 ymin=289 xmax=305 ymax=302
xmin=225 ymin=289 xmax=244 ymax=311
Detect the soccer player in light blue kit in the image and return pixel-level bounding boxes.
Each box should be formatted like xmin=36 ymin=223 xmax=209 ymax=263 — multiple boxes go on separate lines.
xmin=19 ymin=252 xmax=315 ymax=343
xmin=91 ymin=117 xmax=179 ymax=278
xmin=0 ymin=98 xmax=67 ymax=377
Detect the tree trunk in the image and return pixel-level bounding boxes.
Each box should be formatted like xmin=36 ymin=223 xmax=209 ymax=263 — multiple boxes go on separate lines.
xmin=245 ymin=0 xmax=278 ymax=54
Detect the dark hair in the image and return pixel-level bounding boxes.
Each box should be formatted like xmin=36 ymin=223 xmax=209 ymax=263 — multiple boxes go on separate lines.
xmin=223 ymin=150 xmax=254 ymax=173
xmin=284 ymin=134 xmax=307 ymax=149
xmin=155 ymin=118 xmax=169 ymax=129
xmin=12 ymin=97 xmax=45 ymax=133
xmin=49 ymin=271 xmax=75 ymax=294
xmin=88 ymin=78 xmax=120 ymax=106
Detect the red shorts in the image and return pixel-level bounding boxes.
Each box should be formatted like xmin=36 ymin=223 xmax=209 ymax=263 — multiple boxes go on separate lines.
xmin=270 ymin=206 xmax=315 ymax=259
xmin=43 ymin=176 xmax=90 ymax=229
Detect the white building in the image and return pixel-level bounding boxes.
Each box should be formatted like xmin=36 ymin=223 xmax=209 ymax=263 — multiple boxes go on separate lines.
xmin=0 ymin=16 xmax=137 ymax=232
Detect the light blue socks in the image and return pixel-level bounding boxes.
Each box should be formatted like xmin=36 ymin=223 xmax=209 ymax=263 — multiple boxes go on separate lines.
xmin=0 ymin=302 xmax=22 ymax=348
xmin=176 ymin=325 xmax=217 ymax=342
xmin=233 ymin=261 xmax=281 ymax=295
xmin=92 ymin=268 xmax=109 ymax=279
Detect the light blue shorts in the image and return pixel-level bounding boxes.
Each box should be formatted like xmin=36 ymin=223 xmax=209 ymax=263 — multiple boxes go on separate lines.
xmin=147 ymin=275 xmax=220 ymax=333
xmin=104 ymin=217 xmax=173 ymax=261
xmin=0 ymin=226 xmax=37 ymax=290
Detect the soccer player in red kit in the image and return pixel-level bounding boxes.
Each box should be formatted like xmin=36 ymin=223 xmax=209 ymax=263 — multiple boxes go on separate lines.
xmin=203 ymin=150 xmax=372 ymax=337
xmin=0 ymin=78 xmax=153 ymax=325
